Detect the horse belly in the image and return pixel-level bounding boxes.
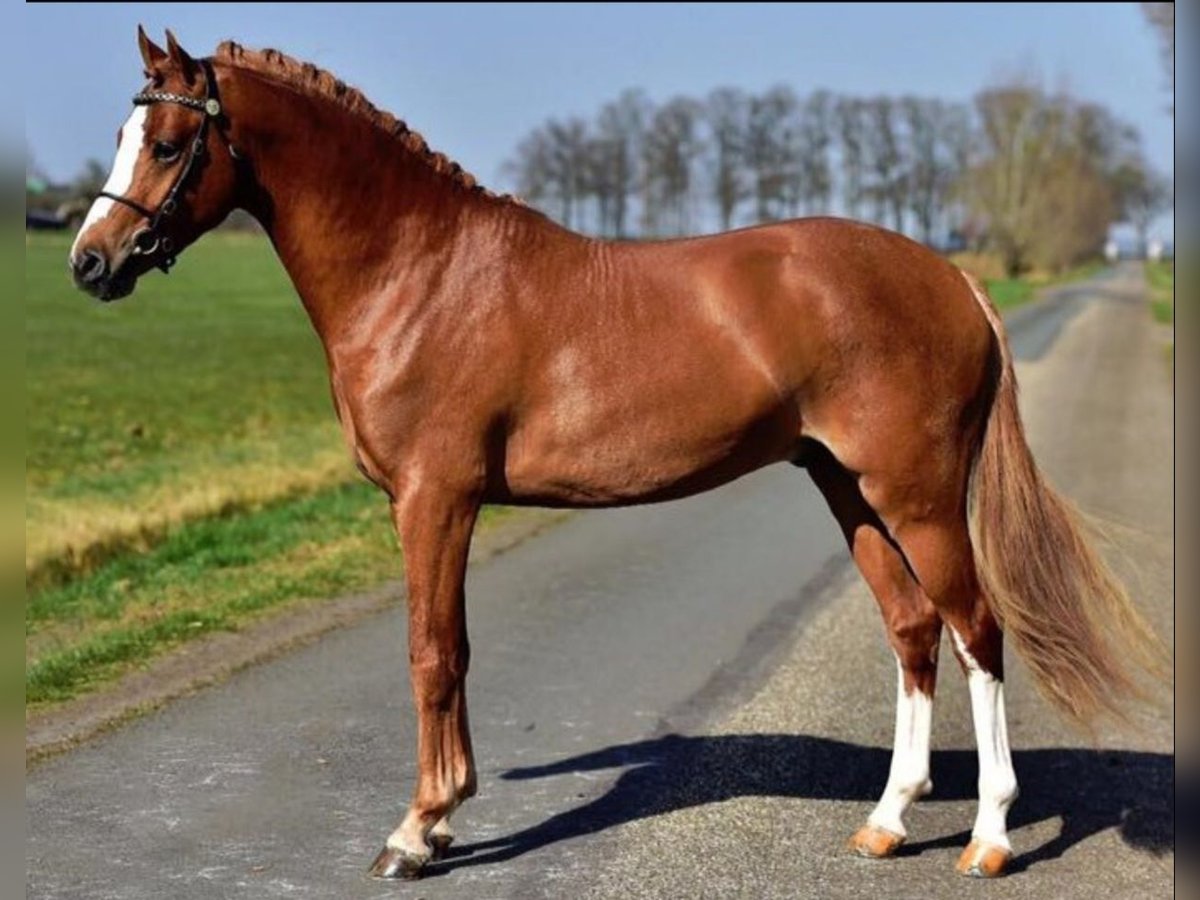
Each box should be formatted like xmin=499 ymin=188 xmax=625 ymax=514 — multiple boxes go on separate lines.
xmin=500 ymin=389 xmax=801 ymax=507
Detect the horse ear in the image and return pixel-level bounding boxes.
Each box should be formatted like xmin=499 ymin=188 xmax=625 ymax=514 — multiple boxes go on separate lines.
xmin=137 ymin=24 xmax=167 ymax=75
xmin=164 ymin=28 xmax=199 ymax=85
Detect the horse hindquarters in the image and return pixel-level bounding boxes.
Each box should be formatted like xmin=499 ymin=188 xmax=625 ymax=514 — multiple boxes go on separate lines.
xmin=799 ymin=268 xmax=1018 ymax=875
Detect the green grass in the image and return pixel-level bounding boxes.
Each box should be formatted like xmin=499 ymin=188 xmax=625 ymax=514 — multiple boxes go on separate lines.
xmin=26 ymin=232 xmax=353 ymax=582
xmin=26 ymin=481 xmax=512 ymax=705
xmin=1151 ymin=299 xmax=1174 ymax=325
xmin=984 ymin=279 xmax=1035 ymax=310
xmin=25 ymin=231 xmax=382 ymax=706
xmin=985 ymin=260 xmax=1108 ymax=311
xmin=1145 ymin=260 xmax=1174 ymax=325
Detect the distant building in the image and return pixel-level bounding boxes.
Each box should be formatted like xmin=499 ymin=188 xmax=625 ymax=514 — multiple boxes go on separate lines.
xmin=1104 ymin=240 xmax=1120 ymax=262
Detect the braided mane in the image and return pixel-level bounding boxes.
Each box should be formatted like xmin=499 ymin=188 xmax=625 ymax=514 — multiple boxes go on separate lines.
xmin=213 ymin=40 xmax=517 ymax=203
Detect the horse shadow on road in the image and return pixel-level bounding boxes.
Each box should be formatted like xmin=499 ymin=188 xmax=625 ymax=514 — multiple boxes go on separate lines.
xmin=429 ymin=733 xmax=1175 ymax=877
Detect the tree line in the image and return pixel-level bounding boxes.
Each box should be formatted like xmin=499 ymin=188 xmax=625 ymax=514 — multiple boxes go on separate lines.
xmin=503 ymin=79 xmax=1170 ymax=276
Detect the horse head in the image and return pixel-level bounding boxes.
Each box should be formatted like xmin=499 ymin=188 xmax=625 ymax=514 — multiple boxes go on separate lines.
xmin=69 ymin=27 xmax=243 ymax=300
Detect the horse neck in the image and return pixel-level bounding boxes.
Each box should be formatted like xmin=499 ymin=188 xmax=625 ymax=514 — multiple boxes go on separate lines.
xmin=222 ymin=66 xmax=538 ymax=342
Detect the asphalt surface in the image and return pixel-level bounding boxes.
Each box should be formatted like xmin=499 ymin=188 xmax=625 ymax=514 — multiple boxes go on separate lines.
xmin=26 ymin=263 xmax=1174 ymax=899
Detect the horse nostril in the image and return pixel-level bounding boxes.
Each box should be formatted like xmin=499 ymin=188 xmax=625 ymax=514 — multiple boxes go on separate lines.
xmin=74 ymin=249 xmax=108 ymax=285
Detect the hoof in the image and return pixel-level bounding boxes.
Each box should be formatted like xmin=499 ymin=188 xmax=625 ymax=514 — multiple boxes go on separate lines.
xmin=848 ymin=824 xmax=905 ymax=859
xmin=429 ymin=831 xmax=454 ymax=861
xmin=368 ymin=844 xmax=429 ymax=880
xmin=956 ymin=839 xmax=1012 ymax=878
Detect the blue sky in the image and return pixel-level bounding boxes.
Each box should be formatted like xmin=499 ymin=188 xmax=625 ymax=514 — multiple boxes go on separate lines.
xmin=25 ymin=3 xmax=1177 ymax=239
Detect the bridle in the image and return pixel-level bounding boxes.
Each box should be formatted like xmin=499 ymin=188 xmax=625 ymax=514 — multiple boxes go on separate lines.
xmin=98 ymin=58 xmax=238 ymax=273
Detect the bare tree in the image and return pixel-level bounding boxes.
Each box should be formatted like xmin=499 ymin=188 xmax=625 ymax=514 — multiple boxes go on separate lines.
xmin=1112 ymin=156 xmax=1171 ymax=256
xmin=902 ymin=97 xmax=965 ymax=244
xmin=938 ymin=102 xmax=976 ymax=243
xmin=861 ymin=96 xmax=907 ymax=231
xmin=835 ymin=96 xmax=868 ymax=220
xmin=704 ymin=87 xmax=750 ymax=230
xmin=549 ymin=118 xmax=593 ymax=230
xmin=503 ymin=119 xmax=593 ymax=230
xmin=1045 ymin=100 xmax=1142 ymax=269
xmin=796 ymin=90 xmax=834 ymax=215
xmin=505 ymin=128 xmax=556 ymax=213
xmin=1032 ymin=147 xmax=1115 ymax=273
xmin=901 ymin=97 xmax=935 ymax=241
xmin=642 ymin=97 xmax=703 ymax=236
xmin=594 ymin=90 xmax=651 ymax=237
xmin=965 ymin=82 xmax=1060 ymax=275
xmin=746 ymin=86 xmax=798 ymax=223
xmin=964 ymin=81 xmax=1139 ymax=274
xmin=506 ymin=76 xmax=1154 ymax=256
xmin=582 ymin=135 xmax=613 ymax=237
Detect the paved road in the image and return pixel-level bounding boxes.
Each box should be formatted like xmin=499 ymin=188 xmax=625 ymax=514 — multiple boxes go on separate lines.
xmin=26 ymin=264 xmax=1173 ymax=899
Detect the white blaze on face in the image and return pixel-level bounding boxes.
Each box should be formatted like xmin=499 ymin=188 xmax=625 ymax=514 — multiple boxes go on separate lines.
xmin=951 ymin=628 xmax=1019 ymax=850
xmin=868 ymin=654 xmax=934 ymax=837
xmin=70 ymin=105 xmax=149 ymax=259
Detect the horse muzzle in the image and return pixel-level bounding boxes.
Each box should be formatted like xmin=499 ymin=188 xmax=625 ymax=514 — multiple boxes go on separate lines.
xmin=70 ymin=247 xmax=138 ymax=302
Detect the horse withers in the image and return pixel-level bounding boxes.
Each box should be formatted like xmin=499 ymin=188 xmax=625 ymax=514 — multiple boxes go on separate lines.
xmin=68 ymin=27 xmax=1168 ymax=881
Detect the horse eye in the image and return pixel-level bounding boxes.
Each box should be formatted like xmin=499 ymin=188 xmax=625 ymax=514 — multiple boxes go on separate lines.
xmin=153 ymin=141 xmax=181 ymax=163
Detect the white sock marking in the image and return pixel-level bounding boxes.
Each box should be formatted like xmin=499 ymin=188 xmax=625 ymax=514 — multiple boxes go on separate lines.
xmin=868 ymin=654 xmax=934 ymax=837
xmin=951 ymin=628 xmax=1018 ymax=851
xmin=70 ymin=106 xmax=148 ymax=259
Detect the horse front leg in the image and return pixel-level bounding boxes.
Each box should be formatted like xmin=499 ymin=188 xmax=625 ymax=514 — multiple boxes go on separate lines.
xmin=370 ymin=480 xmax=480 ymax=879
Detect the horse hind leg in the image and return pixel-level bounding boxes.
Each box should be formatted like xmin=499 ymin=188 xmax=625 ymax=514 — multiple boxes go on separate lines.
xmin=805 ymin=447 xmax=942 ymax=859
xmin=875 ymin=494 xmax=1018 ymax=878
xmin=950 ymin=618 xmax=1016 ymax=877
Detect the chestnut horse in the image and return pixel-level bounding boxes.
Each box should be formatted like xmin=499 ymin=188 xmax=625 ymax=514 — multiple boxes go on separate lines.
xmin=70 ymin=29 xmax=1166 ymax=881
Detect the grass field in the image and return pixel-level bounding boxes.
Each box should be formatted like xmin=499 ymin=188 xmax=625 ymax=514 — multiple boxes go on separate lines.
xmin=982 ymin=278 xmax=1035 ymax=309
xmin=26 ymin=231 xmax=397 ymax=707
xmin=24 ymin=232 xmax=1109 ymax=710
xmin=27 ymin=481 xmax=390 ymax=703
xmin=1145 ymin=259 xmax=1174 ymax=325
xmin=27 ymin=232 xmax=352 ymax=585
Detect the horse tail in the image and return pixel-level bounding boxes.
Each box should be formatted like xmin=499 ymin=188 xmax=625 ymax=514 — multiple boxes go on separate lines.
xmin=960 ymin=270 xmax=1169 ymax=729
